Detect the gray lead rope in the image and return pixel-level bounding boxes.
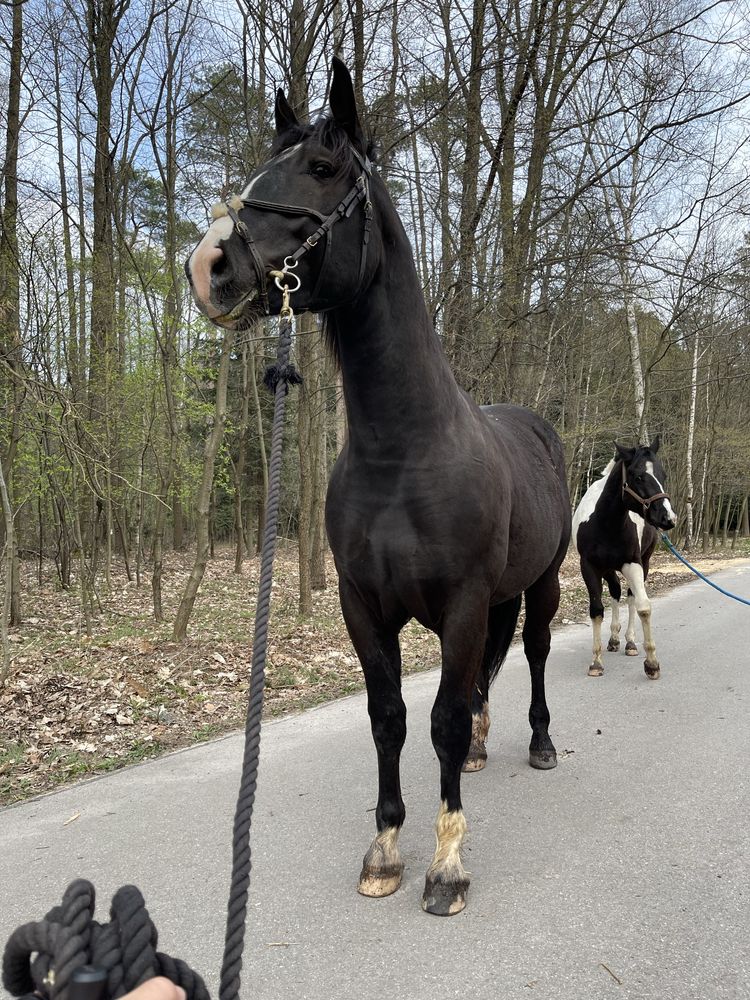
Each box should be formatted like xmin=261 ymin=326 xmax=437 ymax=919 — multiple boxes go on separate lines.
xmin=219 ymin=309 xmax=301 ymax=1000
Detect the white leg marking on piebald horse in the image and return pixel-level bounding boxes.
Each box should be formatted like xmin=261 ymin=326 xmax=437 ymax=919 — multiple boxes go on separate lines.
xmin=621 ymin=561 xmax=659 ymax=671
xmin=626 ymin=593 xmax=638 ymax=648
xmin=592 ymin=615 xmax=603 ymax=666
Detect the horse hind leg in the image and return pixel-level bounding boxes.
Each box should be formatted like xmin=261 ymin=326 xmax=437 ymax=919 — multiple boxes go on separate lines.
xmin=462 ymin=596 xmax=522 ymax=773
xmin=581 ymin=559 xmax=605 ymax=676
xmin=523 ymin=567 xmax=560 ymax=767
xmin=604 ymin=572 xmax=622 ymax=651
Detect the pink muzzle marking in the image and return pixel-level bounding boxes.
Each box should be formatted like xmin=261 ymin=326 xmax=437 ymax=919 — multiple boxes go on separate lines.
xmin=190 ymin=244 xmax=224 ymax=318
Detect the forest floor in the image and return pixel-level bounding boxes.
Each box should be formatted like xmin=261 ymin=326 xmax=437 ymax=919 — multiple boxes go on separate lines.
xmin=2 ymin=539 xmax=749 ymax=805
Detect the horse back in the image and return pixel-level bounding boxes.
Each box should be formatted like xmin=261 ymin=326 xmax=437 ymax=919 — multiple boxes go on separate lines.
xmin=480 ymin=402 xmax=569 ymax=508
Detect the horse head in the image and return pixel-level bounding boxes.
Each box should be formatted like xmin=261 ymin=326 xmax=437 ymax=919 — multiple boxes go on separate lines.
xmin=615 ymin=436 xmax=676 ymax=531
xmin=185 ymin=58 xmax=379 ymax=328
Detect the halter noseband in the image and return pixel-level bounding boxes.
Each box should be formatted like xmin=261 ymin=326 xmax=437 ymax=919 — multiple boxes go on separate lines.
xmin=219 ymin=146 xmax=373 ymax=314
xmin=621 ymin=460 xmax=670 ymax=515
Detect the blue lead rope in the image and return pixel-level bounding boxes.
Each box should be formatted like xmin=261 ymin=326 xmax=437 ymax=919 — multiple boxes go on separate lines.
xmin=660 ymin=532 xmax=750 ymax=607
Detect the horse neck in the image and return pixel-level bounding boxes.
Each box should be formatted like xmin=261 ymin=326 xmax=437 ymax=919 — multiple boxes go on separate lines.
xmin=599 ymin=462 xmax=631 ymax=525
xmin=328 ymin=202 xmax=464 ymax=454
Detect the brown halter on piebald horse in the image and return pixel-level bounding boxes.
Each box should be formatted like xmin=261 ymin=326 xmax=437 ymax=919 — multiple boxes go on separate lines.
xmin=621 ymin=460 xmax=671 ymax=515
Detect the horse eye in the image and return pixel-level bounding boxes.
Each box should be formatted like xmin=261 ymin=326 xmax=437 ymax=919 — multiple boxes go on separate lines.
xmin=310 ymin=162 xmax=335 ymax=179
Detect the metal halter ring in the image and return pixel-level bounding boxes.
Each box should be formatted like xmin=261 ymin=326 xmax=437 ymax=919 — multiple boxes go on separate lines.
xmin=271 ymin=258 xmax=302 ymax=294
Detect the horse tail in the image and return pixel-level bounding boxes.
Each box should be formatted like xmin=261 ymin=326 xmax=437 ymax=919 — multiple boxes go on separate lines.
xmin=486 ymin=594 xmax=523 ymax=687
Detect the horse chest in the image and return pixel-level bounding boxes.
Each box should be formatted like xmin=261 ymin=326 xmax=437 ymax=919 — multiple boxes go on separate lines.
xmin=576 ymin=508 xmax=645 ymax=571
xmin=326 ymin=463 xmax=502 ymax=585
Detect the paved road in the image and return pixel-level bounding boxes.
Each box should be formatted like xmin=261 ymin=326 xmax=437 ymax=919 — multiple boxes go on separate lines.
xmin=2 ymin=565 xmax=749 ymax=1000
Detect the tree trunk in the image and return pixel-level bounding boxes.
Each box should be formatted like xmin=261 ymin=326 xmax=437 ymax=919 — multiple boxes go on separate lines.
xmin=173 ymin=331 xmax=235 ymax=640
xmin=684 ymin=332 xmax=700 ymax=549
xmin=0 ymin=0 xmax=24 ymax=628
xmin=0 ymin=451 xmax=14 ymax=684
xmin=234 ymin=340 xmax=251 ymax=573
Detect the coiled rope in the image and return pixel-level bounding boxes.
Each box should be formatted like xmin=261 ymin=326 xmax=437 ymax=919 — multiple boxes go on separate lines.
xmin=2 ymin=312 xmax=301 ymax=1000
xmin=2 ymin=880 xmax=209 ymax=1000
xmin=660 ymin=532 xmax=750 ymax=607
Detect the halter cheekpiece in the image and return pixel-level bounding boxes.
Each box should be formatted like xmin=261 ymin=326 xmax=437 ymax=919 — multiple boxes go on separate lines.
xmin=215 ymin=146 xmax=373 ymax=315
xmin=621 ymin=460 xmax=670 ymax=515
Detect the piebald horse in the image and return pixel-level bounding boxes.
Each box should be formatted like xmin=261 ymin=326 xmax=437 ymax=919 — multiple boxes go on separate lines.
xmin=573 ymin=438 xmax=676 ymax=679
xmin=185 ymin=59 xmax=571 ymax=916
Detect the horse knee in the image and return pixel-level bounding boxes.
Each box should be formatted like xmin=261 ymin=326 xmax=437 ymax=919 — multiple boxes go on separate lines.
xmin=431 ymin=695 xmax=472 ymax=767
xmin=636 ymin=603 xmax=651 ymax=619
xmin=589 ymin=600 xmax=604 ymax=620
xmin=368 ymin=698 xmax=406 ymax=754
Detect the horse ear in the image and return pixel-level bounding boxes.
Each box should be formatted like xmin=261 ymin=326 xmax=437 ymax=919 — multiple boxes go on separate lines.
xmin=614 ymin=441 xmax=635 ymax=464
xmin=329 ymin=56 xmax=363 ymax=145
xmin=274 ymin=90 xmax=299 ymax=135
xmin=648 ymin=434 xmax=660 ymax=454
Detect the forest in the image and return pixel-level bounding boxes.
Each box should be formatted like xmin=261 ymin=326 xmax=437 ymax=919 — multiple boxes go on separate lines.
xmin=1 ymin=0 xmax=750 ymax=672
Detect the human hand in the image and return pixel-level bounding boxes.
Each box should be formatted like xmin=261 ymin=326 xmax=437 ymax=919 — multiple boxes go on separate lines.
xmin=121 ymin=978 xmax=186 ymax=1000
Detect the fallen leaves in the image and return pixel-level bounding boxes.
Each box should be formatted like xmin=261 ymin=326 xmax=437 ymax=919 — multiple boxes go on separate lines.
xmin=0 ymin=544 xmax=731 ymax=805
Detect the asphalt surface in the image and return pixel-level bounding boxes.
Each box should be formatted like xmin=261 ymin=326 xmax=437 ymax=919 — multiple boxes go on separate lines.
xmin=2 ymin=564 xmax=749 ymax=1000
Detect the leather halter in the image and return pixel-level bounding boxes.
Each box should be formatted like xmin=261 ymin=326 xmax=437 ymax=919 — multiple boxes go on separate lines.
xmin=621 ymin=460 xmax=670 ymax=515
xmin=224 ymin=147 xmax=373 ymax=314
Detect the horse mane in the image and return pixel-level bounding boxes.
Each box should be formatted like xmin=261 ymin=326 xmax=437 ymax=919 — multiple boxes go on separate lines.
xmin=600 ymin=459 xmax=616 ymax=477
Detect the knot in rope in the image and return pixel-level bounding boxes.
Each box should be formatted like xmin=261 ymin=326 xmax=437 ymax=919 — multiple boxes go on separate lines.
xmin=263 ymin=362 xmax=302 ymax=395
xmin=3 ymin=880 xmax=209 ymax=1000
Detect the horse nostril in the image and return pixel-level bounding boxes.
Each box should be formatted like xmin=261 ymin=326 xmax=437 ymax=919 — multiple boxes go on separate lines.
xmin=212 ymin=251 xmax=229 ymax=277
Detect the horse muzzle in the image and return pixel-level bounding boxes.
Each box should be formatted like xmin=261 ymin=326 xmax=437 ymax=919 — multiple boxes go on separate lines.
xmin=184 ymin=242 xmax=262 ymax=329
xmin=648 ymin=501 xmax=676 ymax=532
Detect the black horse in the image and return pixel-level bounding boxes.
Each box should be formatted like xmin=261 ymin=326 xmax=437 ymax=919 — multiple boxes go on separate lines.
xmin=572 ymin=438 xmax=676 ymax=679
xmin=186 ymin=59 xmax=571 ymax=916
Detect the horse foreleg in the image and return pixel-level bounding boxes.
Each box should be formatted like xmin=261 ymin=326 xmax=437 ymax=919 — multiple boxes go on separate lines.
xmin=523 ymin=568 xmax=559 ymax=767
xmin=604 ymin=572 xmax=622 ymax=651
xmin=340 ymin=585 xmax=408 ymax=897
xmin=581 ymin=558 xmax=605 ymax=676
xmin=621 ymin=563 xmax=659 ymax=679
xmin=423 ymin=600 xmax=486 ymax=916
xmin=625 ymin=589 xmax=638 ymax=655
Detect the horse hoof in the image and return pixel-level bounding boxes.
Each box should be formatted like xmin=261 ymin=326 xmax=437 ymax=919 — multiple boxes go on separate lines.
xmin=625 ymin=641 xmax=638 ymax=656
xmin=588 ymin=663 xmax=604 ymax=677
xmin=529 ymin=747 xmax=557 ymax=769
xmin=421 ymin=873 xmax=469 ymax=916
xmin=358 ymin=863 xmax=404 ymax=898
xmin=644 ymin=660 xmax=660 ymax=680
xmin=607 ymin=638 xmax=620 ymax=652
xmin=462 ymin=747 xmax=487 ymax=772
